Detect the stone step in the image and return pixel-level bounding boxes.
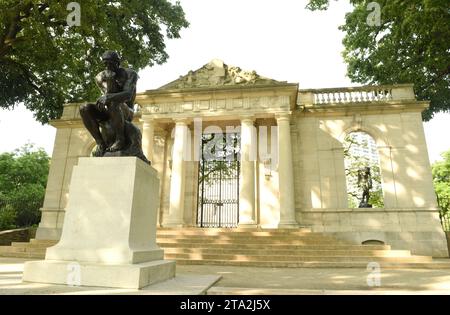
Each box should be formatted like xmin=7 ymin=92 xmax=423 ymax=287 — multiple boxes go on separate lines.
xmin=0 ymin=246 xmax=26 ymax=253
xmin=157 ymin=231 xmax=335 ymax=237
xmin=163 ymin=248 xmax=412 ymax=257
xmin=156 ymin=230 xmax=319 ymax=237
xmin=164 ymin=253 xmax=432 ymax=263
xmin=1 ymin=242 xmax=394 ymax=254
xmin=0 ymin=251 xmax=44 ymax=259
xmin=173 ymin=259 xmax=449 ymax=269
xmin=156 ymin=234 xmax=341 ymax=242
xmin=156 ymin=238 xmax=348 ymax=245
xmin=158 ymin=227 xmax=313 ymax=233
xmin=0 ymin=245 xmax=46 ymax=254
xmin=11 ymin=242 xmax=52 ymax=248
xmin=157 ymin=241 xmax=391 ymax=251
xmin=9 ymin=239 xmax=358 ymax=249
xmin=7 ymin=240 xmax=393 ymax=251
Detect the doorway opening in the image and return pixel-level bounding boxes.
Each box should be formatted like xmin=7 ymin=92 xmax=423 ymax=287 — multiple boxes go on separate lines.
xmin=197 ymin=132 xmax=240 ymax=228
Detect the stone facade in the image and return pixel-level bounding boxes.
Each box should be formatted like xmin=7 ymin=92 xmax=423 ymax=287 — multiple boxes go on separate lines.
xmin=35 ymin=60 xmax=449 ymax=257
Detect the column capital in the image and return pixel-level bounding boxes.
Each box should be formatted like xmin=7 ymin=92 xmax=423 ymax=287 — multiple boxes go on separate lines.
xmin=139 ymin=115 xmax=155 ymax=121
xmin=240 ymin=115 xmax=255 ymax=124
xmin=139 ymin=116 xmax=156 ymax=125
xmin=275 ymin=112 xmax=292 ymax=122
xmin=173 ymin=118 xmax=191 ymax=126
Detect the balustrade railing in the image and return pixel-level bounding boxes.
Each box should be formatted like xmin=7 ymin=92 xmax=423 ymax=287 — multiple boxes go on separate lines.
xmin=314 ymin=87 xmax=392 ymax=104
xmin=298 ymin=84 xmax=415 ymax=106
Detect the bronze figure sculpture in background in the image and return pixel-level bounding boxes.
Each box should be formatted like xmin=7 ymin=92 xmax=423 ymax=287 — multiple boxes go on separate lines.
xmin=79 ymin=50 xmax=150 ymax=163
xmin=357 ymin=166 xmax=372 ymax=208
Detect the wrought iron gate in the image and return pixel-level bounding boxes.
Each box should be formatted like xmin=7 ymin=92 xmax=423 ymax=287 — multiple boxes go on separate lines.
xmin=197 ymin=133 xmax=240 ymax=228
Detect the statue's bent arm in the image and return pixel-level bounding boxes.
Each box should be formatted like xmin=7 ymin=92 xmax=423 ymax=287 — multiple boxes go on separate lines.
xmin=105 ymin=70 xmax=138 ymax=104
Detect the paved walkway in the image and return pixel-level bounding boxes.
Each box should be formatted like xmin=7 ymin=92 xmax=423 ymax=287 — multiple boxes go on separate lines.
xmin=177 ymin=264 xmax=450 ymax=294
xmin=1 ymin=258 xmax=450 ymax=295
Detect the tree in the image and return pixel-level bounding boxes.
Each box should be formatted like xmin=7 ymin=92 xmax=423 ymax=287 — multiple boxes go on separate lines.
xmin=0 ymin=0 xmax=189 ymax=123
xmin=432 ymin=149 xmax=450 ymax=230
xmin=306 ymin=0 xmax=450 ymax=121
xmin=0 ymin=143 xmax=50 ymax=230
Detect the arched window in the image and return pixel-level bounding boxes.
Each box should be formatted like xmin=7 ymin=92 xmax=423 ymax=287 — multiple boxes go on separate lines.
xmin=343 ymin=131 xmax=384 ymax=208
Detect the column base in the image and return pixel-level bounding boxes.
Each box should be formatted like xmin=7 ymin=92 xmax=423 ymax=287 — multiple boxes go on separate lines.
xmin=278 ymin=221 xmax=299 ymax=229
xmin=23 ymin=259 xmax=175 ymax=289
xmin=162 ymin=222 xmax=186 ymax=228
xmin=238 ymin=221 xmax=258 ymax=229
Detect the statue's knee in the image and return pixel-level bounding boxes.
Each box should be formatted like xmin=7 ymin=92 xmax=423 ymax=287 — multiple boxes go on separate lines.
xmin=79 ymin=103 xmax=94 ymax=116
xmin=79 ymin=104 xmax=88 ymax=116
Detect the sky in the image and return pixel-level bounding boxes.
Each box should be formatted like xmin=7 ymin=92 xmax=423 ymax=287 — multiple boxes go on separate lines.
xmin=0 ymin=0 xmax=449 ymax=163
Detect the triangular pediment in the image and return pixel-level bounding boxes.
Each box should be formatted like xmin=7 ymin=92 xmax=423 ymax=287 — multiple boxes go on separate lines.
xmin=158 ymin=59 xmax=287 ymax=90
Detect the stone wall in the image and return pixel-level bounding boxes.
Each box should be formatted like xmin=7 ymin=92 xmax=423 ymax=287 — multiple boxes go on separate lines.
xmin=291 ymin=108 xmax=449 ymax=257
xmin=292 ymin=112 xmax=437 ymax=210
xmin=298 ymin=209 xmax=448 ymax=257
xmin=36 ymin=125 xmax=91 ymax=240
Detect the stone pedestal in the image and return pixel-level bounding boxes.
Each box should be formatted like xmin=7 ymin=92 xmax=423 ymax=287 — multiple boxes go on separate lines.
xmin=23 ymin=157 xmax=175 ymax=289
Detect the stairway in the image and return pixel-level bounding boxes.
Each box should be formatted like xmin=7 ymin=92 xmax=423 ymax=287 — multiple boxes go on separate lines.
xmin=0 ymin=239 xmax=55 ymax=259
xmin=1 ymin=228 xmax=449 ymax=268
xmin=156 ymin=228 xmax=450 ymax=268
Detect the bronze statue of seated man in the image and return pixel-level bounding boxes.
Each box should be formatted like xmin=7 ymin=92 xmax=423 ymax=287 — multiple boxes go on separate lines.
xmin=357 ymin=166 xmax=372 ymax=208
xmin=79 ymin=50 xmax=149 ymax=163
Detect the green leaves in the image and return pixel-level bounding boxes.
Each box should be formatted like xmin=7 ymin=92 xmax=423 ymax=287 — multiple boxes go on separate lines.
xmin=0 ymin=143 xmax=49 ymax=190
xmin=432 ymin=149 xmax=450 ymax=230
xmin=0 ymin=0 xmax=189 ymax=123
xmin=307 ymin=0 xmax=450 ymax=121
xmin=0 ymin=144 xmax=50 ymax=230
xmin=433 ymin=150 xmax=450 ymax=204
xmin=305 ymin=0 xmax=335 ymax=11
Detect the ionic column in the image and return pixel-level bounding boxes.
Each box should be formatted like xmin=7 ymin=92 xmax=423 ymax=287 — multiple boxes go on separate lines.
xmin=276 ymin=113 xmax=298 ymax=228
xmin=239 ymin=116 xmax=257 ymax=227
xmin=164 ymin=119 xmax=189 ymax=227
xmin=140 ymin=117 xmax=155 ymax=163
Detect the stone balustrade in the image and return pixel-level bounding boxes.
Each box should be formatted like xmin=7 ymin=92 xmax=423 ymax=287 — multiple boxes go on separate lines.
xmin=297 ymin=84 xmax=416 ymax=106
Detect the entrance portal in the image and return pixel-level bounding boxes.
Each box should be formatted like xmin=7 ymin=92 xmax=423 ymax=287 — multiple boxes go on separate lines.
xmin=197 ymin=133 xmax=240 ymax=228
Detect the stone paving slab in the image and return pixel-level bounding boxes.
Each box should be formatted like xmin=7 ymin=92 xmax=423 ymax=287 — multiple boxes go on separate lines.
xmin=0 ymin=258 xmax=220 ymax=295
xmin=208 ymin=287 xmax=450 ymax=295
xmin=2 ymin=257 xmax=450 ymax=295
xmin=176 ymin=263 xmax=450 ymax=292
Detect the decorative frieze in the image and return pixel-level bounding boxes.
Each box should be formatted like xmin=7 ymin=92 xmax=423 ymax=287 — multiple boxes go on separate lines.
xmin=139 ymin=95 xmax=290 ymax=116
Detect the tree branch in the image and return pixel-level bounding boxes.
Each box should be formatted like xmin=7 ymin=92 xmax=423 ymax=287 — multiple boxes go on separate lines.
xmin=1 ymin=58 xmax=45 ymax=96
xmin=0 ymin=2 xmax=51 ymax=59
xmin=0 ymin=2 xmax=34 ymax=58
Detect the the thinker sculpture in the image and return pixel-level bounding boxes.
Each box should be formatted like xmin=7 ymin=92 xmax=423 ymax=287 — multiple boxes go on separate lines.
xmin=357 ymin=166 xmax=372 ymax=208
xmin=79 ymin=50 xmax=149 ymax=163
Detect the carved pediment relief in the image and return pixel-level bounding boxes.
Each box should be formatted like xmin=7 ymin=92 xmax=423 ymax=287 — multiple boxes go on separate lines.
xmin=158 ymin=59 xmax=287 ymax=89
